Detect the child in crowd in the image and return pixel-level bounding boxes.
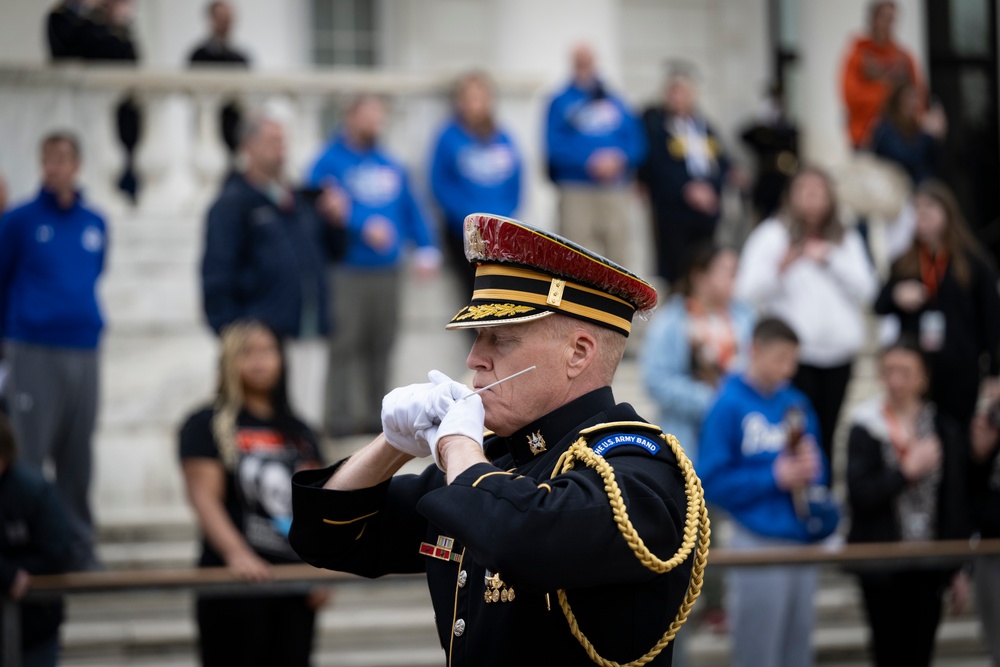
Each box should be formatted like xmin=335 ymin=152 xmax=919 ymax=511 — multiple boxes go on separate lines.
xmin=698 ymin=316 xmax=840 ymax=667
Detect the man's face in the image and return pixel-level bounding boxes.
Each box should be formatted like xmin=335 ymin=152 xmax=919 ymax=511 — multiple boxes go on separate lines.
xmin=348 ymin=98 xmax=386 ymax=145
xmin=212 ymin=2 xmax=233 ymax=37
xmin=466 ymin=318 xmax=571 ymax=437
xmin=665 ymin=77 xmax=696 ymax=116
xmin=872 ymin=3 xmax=896 ymax=40
xmin=41 ymin=140 xmax=80 ymax=194
xmin=244 ymin=121 xmax=286 ymax=179
xmin=750 ymin=339 xmax=799 ymax=391
xmin=572 ymin=44 xmax=596 ymax=83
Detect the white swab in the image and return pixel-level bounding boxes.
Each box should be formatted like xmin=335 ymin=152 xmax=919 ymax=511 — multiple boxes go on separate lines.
xmin=464 ymin=365 xmax=537 ymax=398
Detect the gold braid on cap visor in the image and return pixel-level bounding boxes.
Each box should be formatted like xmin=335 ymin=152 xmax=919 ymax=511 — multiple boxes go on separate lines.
xmin=458 ymin=264 xmax=636 ymax=336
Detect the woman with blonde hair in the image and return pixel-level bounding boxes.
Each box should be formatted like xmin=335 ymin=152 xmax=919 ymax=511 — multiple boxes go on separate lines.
xmin=178 ymin=319 xmax=328 ymax=667
xmin=735 ymin=165 xmax=879 ymax=472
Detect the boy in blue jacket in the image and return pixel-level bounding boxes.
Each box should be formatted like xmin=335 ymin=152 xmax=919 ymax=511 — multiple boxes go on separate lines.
xmin=698 ymin=316 xmax=840 ymax=667
xmin=543 ymin=43 xmax=645 ymax=267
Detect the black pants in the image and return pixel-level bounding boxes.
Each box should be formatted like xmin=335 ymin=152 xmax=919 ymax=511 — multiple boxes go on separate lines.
xmin=792 ymin=361 xmax=853 ymax=472
xmin=196 ymin=594 xmax=317 ymax=667
xmin=652 ymin=215 xmax=718 ymax=285
xmin=858 ymin=570 xmax=948 ymax=667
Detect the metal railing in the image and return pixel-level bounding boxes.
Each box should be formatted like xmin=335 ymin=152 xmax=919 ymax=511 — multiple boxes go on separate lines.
xmin=4 ymin=538 xmax=1000 ymax=666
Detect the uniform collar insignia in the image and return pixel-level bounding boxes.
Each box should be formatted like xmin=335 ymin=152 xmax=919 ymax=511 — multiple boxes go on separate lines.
xmin=527 ymin=430 xmax=546 ymax=455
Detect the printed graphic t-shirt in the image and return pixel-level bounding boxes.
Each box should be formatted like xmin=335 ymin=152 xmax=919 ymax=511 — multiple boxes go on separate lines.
xmin=179 ymin=406 xmax=324 ymax=567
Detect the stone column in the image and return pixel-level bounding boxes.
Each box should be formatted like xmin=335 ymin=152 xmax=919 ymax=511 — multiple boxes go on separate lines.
xmin=191 ymin=92 xmax=230 ymax=212
xmin=134 ymin=91 xmax=198 ymax=216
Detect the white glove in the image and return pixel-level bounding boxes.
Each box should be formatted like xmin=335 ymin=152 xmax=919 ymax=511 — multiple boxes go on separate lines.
xmin=416 ymin=371 xmax=485 ymax=471
xmin=381 ymin=381 xmax=435 ymax=457
xmin=381 ymin=371 xmax=472 ymax=458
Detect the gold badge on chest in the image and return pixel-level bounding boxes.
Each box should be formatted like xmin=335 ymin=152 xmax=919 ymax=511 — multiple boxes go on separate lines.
xmin=527 ymin=430 xmax=546 ymax=455
xmin=484 ymin=570 xmax=516 ymax=603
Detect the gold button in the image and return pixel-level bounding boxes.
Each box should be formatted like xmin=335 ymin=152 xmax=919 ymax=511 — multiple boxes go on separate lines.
xmin=454 ymin=619 xmax=466 ymax=637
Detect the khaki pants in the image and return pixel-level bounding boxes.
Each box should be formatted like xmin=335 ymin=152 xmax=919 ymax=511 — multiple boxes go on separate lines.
xmin=557 ymin=185 xmax=631 ymax=267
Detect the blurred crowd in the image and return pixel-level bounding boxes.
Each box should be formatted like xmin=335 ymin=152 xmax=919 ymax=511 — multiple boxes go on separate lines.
xmin=1 ymin=1 xmax=999 ymax=666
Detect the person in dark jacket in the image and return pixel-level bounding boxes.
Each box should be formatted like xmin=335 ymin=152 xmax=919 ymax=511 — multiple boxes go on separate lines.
xmin=0 ymin=132 xmax=107 ymax=573
xmin=873 ymin=179 xmax=1000 ymax=430
xmin=289 ymin=213 xmax=706 ymax=667
xmin=638 ymin=64 xmax=742 ymax=284
xmin=739 ymin=82 xmax=799 ymax=224
xmin=869 ymin=80 xmax=946 ymax=188
xmin=844 ymin=337 xmax=972 ymax=667
xmin=0 ymin=413 xmax=75 ymax=667
xmin=47 ymin=0 xmax=143 ymax=202
xmin=969 ymin=399 xmax=1000 ymax=666
xmin=45 ymin=0 xmax=93 ymax=59
xmin=187 ymin=0 xmax=251 ymax=156
xmin=200 ymin=114 xmax=346 ymax=430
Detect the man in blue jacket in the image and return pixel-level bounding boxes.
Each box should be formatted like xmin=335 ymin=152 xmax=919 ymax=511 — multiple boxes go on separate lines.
xmin=308 ymin=93 xmax=441 ymax=437
xmin=698 ymin=316 xmax=840 ymax=667
xmin=0 ymin=132 xmax=107 ymax=572
xmin=544 ymin=42 xmax=646 ymax=267
xmin=201 ymin=113 xmax=347 ymax=430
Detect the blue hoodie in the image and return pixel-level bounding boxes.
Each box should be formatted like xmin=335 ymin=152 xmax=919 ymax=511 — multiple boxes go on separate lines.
xmin=544 ymin=80 xmax=647 ymax=184
xmin=698 ymin=373 xmax=836 ymax=543
xmin=429 ymin=119 xmax=521 ymax=235
xmin=308 ymin=134 xmax=436 ymax=269
xmin=0 ymin=189 xmax=106 ymax=349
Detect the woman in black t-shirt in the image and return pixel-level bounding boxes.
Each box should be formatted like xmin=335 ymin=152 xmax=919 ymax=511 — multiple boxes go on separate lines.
xmin=179 ymin=319 xmax=328 ymax=667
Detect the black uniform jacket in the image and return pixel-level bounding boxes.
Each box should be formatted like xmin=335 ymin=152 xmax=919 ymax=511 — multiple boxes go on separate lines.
xmin=290 ymin=387 xmax=694 ymax=666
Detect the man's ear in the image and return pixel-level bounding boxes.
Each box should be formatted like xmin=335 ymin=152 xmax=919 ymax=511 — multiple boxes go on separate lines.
xmin=565 ymin=327 xmax=598 ymax=379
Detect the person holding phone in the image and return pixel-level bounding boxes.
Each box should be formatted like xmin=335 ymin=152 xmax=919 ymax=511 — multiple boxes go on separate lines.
xmin=844 ymin=337 xmax=972 ymax=667
xmin=873 ymin=179 xmax=1000 ymax=430
xmin=734 ymin=166 xmax=879 ymax=473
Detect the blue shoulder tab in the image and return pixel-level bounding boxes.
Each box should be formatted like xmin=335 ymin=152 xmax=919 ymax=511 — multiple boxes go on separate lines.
xmin=579 ymin=421 xmax=664 ymax=457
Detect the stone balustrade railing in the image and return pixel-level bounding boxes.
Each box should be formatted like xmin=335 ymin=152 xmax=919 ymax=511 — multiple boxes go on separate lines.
xmin=0 ymin=64 xmax=552 ymax=221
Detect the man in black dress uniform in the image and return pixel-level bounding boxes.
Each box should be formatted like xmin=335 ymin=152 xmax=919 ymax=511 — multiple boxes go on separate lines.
xmin=290 ymin=213 xmax=706 ymax=666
